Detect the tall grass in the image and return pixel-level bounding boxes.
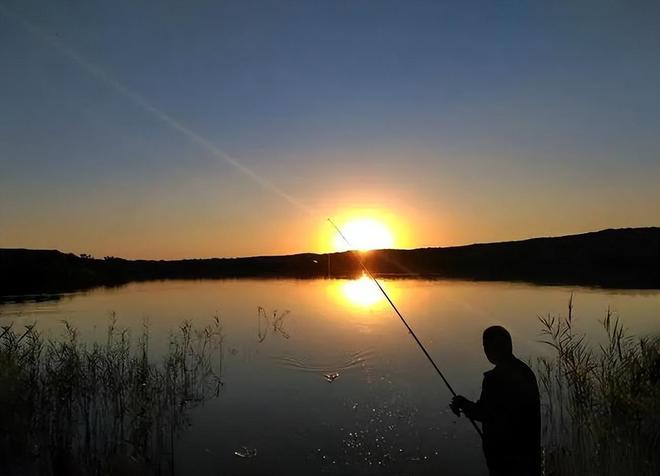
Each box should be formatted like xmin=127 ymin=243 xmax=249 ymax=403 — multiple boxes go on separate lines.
xmin=0 ymin=315 xmax=224 ymax=476
xmin=537 ymin=297 xmax=660 ymax=476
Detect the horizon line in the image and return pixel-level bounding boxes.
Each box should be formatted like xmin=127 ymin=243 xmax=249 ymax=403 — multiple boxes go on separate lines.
xmin=2 ymin=226 xmax=657 ymax=262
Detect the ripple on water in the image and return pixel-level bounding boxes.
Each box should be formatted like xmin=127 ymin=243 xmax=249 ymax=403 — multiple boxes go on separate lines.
xmin=271 ymin=349 xmax=375 ymax=373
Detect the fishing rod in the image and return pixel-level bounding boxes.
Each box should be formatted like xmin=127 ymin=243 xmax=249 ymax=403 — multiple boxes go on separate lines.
xmin=328 ymin=218 xmax=483 ymax=439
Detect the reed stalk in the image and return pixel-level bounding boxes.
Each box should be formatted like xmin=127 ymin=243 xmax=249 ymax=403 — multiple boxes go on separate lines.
xmin=537 ymin=297 xmax=659 ymax=476
xmin=0 ymin=316 xmax=224 ymax=475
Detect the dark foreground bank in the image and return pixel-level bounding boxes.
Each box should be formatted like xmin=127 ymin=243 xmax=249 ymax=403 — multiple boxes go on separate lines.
xmin=1 ymin=227 xmax=659 ymax=296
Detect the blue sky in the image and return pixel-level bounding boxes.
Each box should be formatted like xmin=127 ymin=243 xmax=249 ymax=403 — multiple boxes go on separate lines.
xmin=1 ymin=0 xmax=659 ymax=258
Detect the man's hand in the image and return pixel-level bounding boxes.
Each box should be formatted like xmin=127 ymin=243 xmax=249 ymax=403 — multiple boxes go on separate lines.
xmin=450 ymin=395 xmax=470 ymax=417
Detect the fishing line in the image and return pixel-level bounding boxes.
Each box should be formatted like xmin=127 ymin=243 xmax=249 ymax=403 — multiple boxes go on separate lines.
xmin=3 ymin=5 xmax=482 ymax=438
xmin=329 ymin=219 xmax=483 ymax=438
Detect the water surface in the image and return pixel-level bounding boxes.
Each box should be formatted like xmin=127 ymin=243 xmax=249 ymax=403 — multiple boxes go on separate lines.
xmin=1 ymin=278 xmax=658 ymax=475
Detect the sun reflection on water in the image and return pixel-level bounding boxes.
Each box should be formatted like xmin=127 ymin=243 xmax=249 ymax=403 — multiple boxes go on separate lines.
xmin=327 ymin=275 xmax=402 ymax=312
xmin=341 ymin=275 xmax=384 ymax=307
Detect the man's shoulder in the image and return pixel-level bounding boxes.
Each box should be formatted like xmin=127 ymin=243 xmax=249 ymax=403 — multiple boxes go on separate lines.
xmin=482 ymin=367 xmax=499 ymax=386
xmin=513 ymin=356 xmax=537 ymax=380
xmin=486 ymin=356 xmax=537 ymax=382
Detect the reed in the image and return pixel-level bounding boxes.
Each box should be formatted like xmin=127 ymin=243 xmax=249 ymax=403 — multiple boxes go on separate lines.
xmin=0 ymin=315 xmax=224 ymax=475
xmin=537 ymin=297 xmax=660 ymax=476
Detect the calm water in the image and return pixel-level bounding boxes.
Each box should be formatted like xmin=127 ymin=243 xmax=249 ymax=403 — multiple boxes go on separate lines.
xmin=1 ymin=278 xmax=659 ymax=475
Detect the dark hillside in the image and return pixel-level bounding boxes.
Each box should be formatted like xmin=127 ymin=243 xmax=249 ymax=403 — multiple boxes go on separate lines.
xmin=1 ymin=227 xmax=658 ymax=296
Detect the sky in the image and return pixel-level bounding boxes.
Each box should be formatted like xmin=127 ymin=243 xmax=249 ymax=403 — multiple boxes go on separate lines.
xmin=1 ymin=0 xmax=659 ymax=259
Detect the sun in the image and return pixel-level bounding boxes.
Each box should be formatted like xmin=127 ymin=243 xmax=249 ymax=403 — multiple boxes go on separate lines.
xmin=333 ymin=218 xmax=394 ymax=251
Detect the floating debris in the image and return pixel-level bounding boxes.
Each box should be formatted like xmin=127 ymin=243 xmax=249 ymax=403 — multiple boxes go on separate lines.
xmin=324 ymin=372 xmax=340 ymax=383
xmin=234 ymin=446 xmax=257 ymax=458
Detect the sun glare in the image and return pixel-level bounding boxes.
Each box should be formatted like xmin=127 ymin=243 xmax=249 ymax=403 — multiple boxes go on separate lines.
xmin=333 ymin=218 xmax=394 ymax=252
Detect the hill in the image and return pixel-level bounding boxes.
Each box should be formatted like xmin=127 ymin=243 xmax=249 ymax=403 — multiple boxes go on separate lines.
xmin=1 ymin=227 xmax=658 ymax=296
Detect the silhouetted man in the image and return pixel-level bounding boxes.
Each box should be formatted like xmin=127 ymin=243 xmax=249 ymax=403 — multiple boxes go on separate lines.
xmin=450 ymin=326 xmax=541 ymax=476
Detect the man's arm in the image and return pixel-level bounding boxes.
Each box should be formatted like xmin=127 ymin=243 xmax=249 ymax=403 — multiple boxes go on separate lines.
xmin=451 ymin=395 xmax=484 ymax=421
xmin=450 ymin=375 xmax=487 ymax=421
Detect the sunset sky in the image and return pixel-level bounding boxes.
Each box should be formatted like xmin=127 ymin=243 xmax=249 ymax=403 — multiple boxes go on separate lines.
xmin=1 ymin=0 xmax=659 ymax=259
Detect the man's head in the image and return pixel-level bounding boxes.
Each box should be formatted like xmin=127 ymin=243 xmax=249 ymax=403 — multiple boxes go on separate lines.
xmin=482 ymin=325 xmax=513 ymax=364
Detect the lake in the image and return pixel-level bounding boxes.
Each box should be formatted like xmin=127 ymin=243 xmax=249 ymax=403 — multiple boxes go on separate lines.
xmin=1 ymin=278 xmax=658 ymax=475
